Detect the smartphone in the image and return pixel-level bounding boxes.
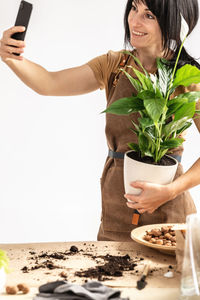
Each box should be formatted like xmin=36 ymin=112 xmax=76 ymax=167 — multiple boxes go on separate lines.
xmin=11 ymin=0 xmax=33 ymax=55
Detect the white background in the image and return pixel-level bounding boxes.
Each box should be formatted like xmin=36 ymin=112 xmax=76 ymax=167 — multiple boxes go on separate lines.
xmin=0 ymin=0 xmax=199 ymax=244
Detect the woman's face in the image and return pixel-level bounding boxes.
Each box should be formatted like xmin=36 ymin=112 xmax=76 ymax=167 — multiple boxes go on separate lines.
xmin=128 ymin=1 xmax=163 ymax=52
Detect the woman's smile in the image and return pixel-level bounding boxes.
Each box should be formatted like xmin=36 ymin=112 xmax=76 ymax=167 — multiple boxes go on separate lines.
xmin=132 ymin=29 xmax=147 ymax=37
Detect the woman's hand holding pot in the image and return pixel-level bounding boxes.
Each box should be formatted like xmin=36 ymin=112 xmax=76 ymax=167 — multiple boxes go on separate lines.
xmin=125 ymin=181 xmax=173 ymax=214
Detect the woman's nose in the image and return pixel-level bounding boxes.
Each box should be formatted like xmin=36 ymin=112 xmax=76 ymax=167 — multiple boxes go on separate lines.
xmin=131 ymin=14 xmax=143 ymax=27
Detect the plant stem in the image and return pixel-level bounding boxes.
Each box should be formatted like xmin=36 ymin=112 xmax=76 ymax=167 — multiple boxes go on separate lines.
xmin=165 ymin=37 xmax=186 ymax=103
xmin=155 ymin=123 xmax=160 ymax=163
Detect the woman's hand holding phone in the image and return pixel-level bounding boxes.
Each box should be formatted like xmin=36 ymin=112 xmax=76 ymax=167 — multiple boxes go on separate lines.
xmin=0 ymin=0 xmax=32 ymax=61
xmin=0 ymin=26 xmax=26 ymax=62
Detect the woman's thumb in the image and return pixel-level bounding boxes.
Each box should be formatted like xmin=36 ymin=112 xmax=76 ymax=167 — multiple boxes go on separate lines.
xmin=130 ymin=181 xmax=146 ymax=189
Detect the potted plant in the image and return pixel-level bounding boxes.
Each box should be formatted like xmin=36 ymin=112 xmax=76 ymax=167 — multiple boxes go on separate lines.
xmin=0 ymin=249 xmax=9 ymax=293
xmin=103 ymin=16 xmax=200 ymax=224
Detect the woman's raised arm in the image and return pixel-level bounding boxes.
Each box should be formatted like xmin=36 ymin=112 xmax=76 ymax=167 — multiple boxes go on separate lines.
xmin=0 ymin=26 xmax=100 ymax=96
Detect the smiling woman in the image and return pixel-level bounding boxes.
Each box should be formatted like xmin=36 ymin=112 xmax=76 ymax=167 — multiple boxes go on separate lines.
xmin=128 ymin=1 xmax=162 ymax=62
xmin=0 ymin=0 xmax=200 ymax=243
xmin=87 ymin=0 xmax=200 ymax=241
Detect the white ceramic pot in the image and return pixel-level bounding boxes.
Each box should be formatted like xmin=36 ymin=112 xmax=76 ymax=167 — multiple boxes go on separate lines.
xmin=0 ymin=267 xmax=6 ymax=293
xmin=124 ymin=150 xmax=178 ymax=199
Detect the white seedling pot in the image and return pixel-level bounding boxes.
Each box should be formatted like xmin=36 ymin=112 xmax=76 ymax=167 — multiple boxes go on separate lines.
xmin=0 ymin=267 xmax=6 ymax=293
xmin=124 ymin=150 xmax=178 ymax=199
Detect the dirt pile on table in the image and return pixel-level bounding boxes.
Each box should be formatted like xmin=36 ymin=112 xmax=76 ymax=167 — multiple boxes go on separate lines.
xmin=21 ymin=245 xmax=142 ymax=281
xmin=75 ymin=254 xmax=138 ymax=281
xmin=21 ymin=246 xmax=79 ymax=273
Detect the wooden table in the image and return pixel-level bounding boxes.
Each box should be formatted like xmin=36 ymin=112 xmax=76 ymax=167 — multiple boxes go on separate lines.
xmin=0 ymin=241 xmax=181 ymax=299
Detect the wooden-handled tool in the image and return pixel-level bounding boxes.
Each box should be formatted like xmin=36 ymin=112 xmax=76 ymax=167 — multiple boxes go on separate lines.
xmin=132 ymin=209 xmax=140 ymax=225
xmin=136 ymin=263 xmax=150 ymax=290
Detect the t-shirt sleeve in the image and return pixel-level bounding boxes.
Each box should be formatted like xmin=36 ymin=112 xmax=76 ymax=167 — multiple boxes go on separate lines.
xmin=86 ymin=50 xmax=124 ymax=92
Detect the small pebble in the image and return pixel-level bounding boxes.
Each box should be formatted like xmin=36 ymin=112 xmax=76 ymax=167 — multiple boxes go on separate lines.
xmin=6 ymin=286 xmax=18 ymax=295
xmin=70 ymin=246 xmax=78 ymax=253
xmin=168 ymin=265 xmax=173 ymax=269
xmin=17 ymin=283 xmax=30 ymax=294
xmin=164 ymin=271 xmax=174 ymax=278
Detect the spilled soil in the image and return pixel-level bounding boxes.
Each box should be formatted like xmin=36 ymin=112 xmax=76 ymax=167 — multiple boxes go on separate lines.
xmin=75 ymin=254 xmax=140 ymax=281
xmin=21 ymin=245 xmax=143 ymax=281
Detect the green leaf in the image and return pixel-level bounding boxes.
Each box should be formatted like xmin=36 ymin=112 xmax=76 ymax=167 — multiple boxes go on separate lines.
xmin=176 ymin=121 xmax=192 ymax=135
xmin=138 ymin=117 xmax=154 ymax=131
xmin=120 ymin=69 xmax=142 ymax=92
xmin=157 ymin=149 xmax=169 ymax=161
xmin=0 ymin=249 xmax=9 ymax=273
xmin=149 ymin=73 xmax=164 ymax=97
xmin=173 ymin=91 xmax=200 ymax=103
xmin=122 ymin=50 xmax=150 ymax=78
xmin=162 ymin=117 xmax=188 ymax=137
xmin=173 ymin=64 xmax=200 ymax=88
xmin=128 ymin=143 xmax=140 ymax=152
xmin=160 ymin=138 xmax=185 ymax=149
xmin=155 ymin=86 xmax=164 ymax=99
xmin=102 ymin=96 xmax=144 ymax=115
xmin=131 ymin=120 xmax=139 ymax=131
xmin=130 ymin=128 xmax=139 ymax=136
xmin=166 ymin=98 xmax=188 ymax=119
xmin=143 ymin=94 xmax=166 ymax=122
xmin=143 ymin=150 xmax=154 ymax=157
xmin=168 ymin=96 xmax=189 ymax=106
xmin=174 ymin=102 xmax=196 ymax=121
xmin=145 ymin=126 xmax=156 ymax=142
xmin=131 ymin=67 xmax=154 ymax=91
xmin=137 ymin=90 xmax=155 ymax=100
xmin=143 ymin=132 xmax=156 ymax=154
xmin=157 ymin=58 xmax=173 ymax=97
xmin=138 ymin=133 xmax=150 ymax=153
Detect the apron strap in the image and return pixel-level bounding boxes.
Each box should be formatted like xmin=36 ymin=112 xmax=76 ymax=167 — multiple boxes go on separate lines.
xmin=108 ymin=149 xmax=125 ymax=159
xmin=108 ymin=149 xmax=182 ymax=163
xmin=111 ymin=53 xmax=130 ymax=87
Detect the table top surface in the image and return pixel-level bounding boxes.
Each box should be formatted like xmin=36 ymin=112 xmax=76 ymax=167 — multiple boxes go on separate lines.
xmin=0 ymin=241 xmax=181 ymax=300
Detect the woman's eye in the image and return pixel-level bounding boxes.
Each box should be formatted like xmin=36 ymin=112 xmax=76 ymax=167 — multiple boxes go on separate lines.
xmin=146 ymin=13 xmax=155 ymax=19
xmin=131 ymin=5 xmax=137 ymax=11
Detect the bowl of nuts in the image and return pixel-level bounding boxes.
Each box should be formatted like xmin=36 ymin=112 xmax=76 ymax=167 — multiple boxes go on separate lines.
xmin=131 ymin=223 xmax=186 ymax=255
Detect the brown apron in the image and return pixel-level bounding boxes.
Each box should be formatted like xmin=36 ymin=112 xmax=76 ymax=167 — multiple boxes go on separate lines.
xmin=97 ymin=55 xmax=197 ymax=241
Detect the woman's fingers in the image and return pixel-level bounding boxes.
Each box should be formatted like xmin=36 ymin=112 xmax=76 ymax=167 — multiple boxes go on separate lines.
xmin=137 ymin=209 xmax=146 ymax=214
xmin=0 ymin=26 xmax=26 ymax=61
xmin=0 ymin=44 xmax=24 ymax=61
xmin=4 ymin=44 xmax=24 ymax=55
xmin=124 ymin=193 xmax=139 ymax=203
xmin=6 ymin=37 xmax=25 ymax=48
xmin=126 ymin=201 xmax=142 ymax=209
xmin=0 ymin=51 xmax=23 ymax=61
xmin=126 ymin=201 xmax=154 ymax=214
xmin=3 ymin=26 xmax=25 ymax=39
xmin=126 ymin=201 xmax=147 ymax=214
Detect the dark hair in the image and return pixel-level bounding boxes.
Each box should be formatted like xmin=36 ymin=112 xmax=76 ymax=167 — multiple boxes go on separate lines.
xmin=124 ymin=0 xmax=200 ymax=68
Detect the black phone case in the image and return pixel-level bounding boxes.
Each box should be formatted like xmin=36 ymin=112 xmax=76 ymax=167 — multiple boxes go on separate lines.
xmin=11 ymin=0 xmax=33 ymax=55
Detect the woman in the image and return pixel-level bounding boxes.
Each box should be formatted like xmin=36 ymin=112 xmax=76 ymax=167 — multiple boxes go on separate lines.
xmin=0 ymin=0 xmax=200 ymax=241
